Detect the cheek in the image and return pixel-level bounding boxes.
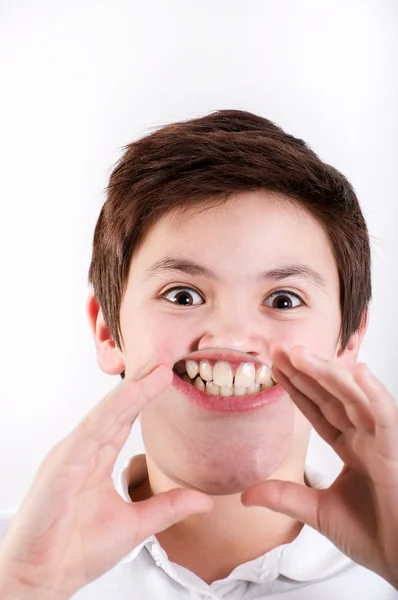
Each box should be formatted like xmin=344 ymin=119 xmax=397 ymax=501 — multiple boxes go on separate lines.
xmin=277 ymin=313 xmax=341 ymax=360
xmin=120 ymin=311 xmax=193 ymax=377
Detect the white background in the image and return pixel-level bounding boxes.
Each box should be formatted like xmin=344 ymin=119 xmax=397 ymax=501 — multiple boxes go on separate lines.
xmin=0 ymin=0 xmax=397 ymax=508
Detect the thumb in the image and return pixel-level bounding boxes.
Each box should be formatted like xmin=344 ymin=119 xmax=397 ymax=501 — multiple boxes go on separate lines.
xmin=241 ymin=480 xmax=321 ymax=531
xmin=131 ymin=488 xmax=214 ymax=544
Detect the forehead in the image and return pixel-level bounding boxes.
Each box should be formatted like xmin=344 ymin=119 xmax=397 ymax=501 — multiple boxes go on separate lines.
xmin=131 ymin=191 xmax=338 ymax=285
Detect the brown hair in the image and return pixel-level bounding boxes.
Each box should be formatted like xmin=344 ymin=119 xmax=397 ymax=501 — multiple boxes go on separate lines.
xmin=88 ymin=109 xmax=371 ymax=359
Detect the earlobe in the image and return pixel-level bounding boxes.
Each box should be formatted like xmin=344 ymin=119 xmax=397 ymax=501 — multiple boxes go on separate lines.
xmin=86 ymin=291 xmax=125 ymax=376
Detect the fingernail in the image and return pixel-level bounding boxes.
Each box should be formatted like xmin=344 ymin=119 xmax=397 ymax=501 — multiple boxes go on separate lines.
xmin=271 ymin=370 xmax=278 ymax=385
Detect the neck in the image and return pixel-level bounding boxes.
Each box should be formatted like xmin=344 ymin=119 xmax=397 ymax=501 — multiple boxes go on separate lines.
xmin=131 ymin=452 xmax=308 ymax=584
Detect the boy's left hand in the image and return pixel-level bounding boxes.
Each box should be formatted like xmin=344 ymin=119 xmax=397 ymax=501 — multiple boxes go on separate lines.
xmin=241 ymin=343 xmax=398 ymax=589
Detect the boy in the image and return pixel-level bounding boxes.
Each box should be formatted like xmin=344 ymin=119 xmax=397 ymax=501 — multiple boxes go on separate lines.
xmin=0 ymin=110 xmax=397 ymax=599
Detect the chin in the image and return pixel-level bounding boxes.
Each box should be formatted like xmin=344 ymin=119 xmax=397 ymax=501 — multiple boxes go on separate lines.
xmin=140 ymin=380 xmax=297 ymax=496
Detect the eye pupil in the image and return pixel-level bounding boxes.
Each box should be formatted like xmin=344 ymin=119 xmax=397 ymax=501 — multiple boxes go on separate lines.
xmin=175 ymin=292 xmax=192 ymax=305
xmin=274 ymin=296 xmax=291 ymax=309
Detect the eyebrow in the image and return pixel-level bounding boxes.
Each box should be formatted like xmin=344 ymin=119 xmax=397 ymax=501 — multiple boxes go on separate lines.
xmin=144 ymin=257 xmax=327 ymax=289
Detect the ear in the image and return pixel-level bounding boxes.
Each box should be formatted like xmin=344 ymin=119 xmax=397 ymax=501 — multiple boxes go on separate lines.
xmin=86 ymin=290 xmax=125 ymax=375
xmin=335 ymin=309 xmax=368 ymax=371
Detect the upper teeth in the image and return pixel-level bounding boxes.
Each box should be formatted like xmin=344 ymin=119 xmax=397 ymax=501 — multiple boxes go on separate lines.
xmin=213 ymin=361 xmax=233 ymax=386
xmin=234 ymin=362 xmax=256 ymax=387
xmin=199 ymin=360 xmax=213 ymax=382
xmin=186 ymin=360 xmax=200 ymax=379
xmin=181 ymin=359 xmax=274 ymax=396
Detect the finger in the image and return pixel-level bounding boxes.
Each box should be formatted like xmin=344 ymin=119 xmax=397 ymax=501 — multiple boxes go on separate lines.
xmin=272 ymin=348 xmax=353 ymax=433
xmin=133 ymin=348 xmax=174 ymax=381
xmin=58 ymin=362 xmax=173 ymax=466
xmin=354 ymin=364 xmax=398 ymax=466
xmin=354 ymin=364 xmax=398 ymax=431
xmin=273 ymin=366 xmax=342 ymax=446
xmin=241 ymin=480 xmax=322 ymax=533
xmin=291 ymin=347 xmax=375 ymax=432
xmin=131 ymin=489 xmax=214 ymax=544
xmin=274 ymin=344 xmax=375 ymax=432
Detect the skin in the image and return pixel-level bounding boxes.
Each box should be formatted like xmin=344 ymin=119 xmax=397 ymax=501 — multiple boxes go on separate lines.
xmin=88 ymin=191 xmax=368 ymax=582
xmin=0 ymin=191 xmax=396 ymax=597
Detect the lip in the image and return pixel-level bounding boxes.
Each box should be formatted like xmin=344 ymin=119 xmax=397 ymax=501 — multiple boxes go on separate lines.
xmin=172 ymin=372 xmax=284 ymax=413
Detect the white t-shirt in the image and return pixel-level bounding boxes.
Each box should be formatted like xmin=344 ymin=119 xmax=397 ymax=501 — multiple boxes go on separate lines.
xmin=0 ymin=455 xmax=396 ymax=600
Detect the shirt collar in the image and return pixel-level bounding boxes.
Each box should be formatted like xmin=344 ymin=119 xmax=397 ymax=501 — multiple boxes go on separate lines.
xmin=114 ymin=450 xmax=351 ymax=580
xmin=114 ymin=454 xmax=155 ymax=564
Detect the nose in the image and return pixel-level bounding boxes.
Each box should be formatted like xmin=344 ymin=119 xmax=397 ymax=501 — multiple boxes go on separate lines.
xmin=197 ymin=316 xmax=265 ymax=357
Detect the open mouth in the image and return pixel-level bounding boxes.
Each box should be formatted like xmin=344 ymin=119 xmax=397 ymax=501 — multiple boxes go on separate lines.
xmin=173 ymin=356 xmax=277 ymax=398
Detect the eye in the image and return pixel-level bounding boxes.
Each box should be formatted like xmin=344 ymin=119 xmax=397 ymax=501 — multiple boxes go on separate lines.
xmin=161 ymin=286 xmax=204 ymax=306
xmin=263 ymin=290 xmax=304 ymax=310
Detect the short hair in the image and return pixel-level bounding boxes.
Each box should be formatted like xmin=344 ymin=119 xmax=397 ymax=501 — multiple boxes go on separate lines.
xmin=88 ymin=110 xmax=371 ymax=359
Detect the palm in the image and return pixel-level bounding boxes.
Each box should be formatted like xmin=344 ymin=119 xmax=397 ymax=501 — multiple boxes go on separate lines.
xmin=316 ymin=468 xmax=380 ymax=569
xmin=28 ymin=453 xmax=138 ymax=591
xmin=0 ymin=362 xmax=213 ymax=599
xmin=242 ymin=343 xmax=398 ymax=588
xmin=58 ymin=482 xmax=139 ymax=588
xmin=322 ymin=421 xmax=398 ymax=574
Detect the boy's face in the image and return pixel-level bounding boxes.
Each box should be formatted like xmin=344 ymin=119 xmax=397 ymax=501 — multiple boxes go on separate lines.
xmin=91 ymin=191 xmax=362 ymax=494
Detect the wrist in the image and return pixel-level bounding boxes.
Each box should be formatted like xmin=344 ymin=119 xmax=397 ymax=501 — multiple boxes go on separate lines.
xmin=0 ymin=567 xmax=69 ymax=600
xmin=0 ymin=574 xmax=39 ymax=600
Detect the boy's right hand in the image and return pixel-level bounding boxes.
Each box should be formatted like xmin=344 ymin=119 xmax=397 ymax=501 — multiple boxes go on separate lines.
xmin=0 ymin=353 xmax=214 ymax=600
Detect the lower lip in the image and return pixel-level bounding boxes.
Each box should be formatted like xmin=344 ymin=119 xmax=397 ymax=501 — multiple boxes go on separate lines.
xmin=172 ymin=373 xmax=285 ymax=413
